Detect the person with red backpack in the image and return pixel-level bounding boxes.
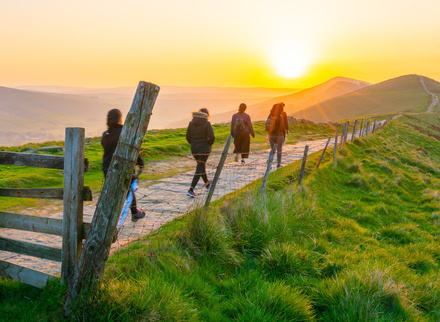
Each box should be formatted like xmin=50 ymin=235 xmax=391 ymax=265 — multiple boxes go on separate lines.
xmin=231 ymin=103 xmax=255 ymax=165
xmin=265 ymin=102 xmax=289 ymax=168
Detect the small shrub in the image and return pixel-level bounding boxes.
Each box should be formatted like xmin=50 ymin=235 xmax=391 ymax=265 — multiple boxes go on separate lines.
xmin=179 ymin=209 xmax=242 ymax=266
xmin=259 ymin=242 xmax=324 ymax=278
xmin=311 ymin=270 xmax=414 ymax=321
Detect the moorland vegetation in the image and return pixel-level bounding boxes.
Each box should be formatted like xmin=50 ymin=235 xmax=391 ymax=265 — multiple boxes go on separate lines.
xmin=1 ymin=113 xmax=440 ymax=320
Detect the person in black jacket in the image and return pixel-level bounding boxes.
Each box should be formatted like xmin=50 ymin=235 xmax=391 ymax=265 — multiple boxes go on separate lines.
xmin=231 ymin=103 xmax=255 ymax=165
xmin=101 ymin=108 xmax=145 ymax=221
xmin=186 ymin=108 xmax=215 ymax=198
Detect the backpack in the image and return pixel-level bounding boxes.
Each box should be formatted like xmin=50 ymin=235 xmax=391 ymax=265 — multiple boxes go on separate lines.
xmin=265 ymin=114 xmax=284 ymax=135
xmin=233 ymin=117 xmax=245 ymax=137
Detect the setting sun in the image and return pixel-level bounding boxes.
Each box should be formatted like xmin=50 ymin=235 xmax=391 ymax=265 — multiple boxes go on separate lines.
xmin=270 ymin=40 xmax=312 ymax=79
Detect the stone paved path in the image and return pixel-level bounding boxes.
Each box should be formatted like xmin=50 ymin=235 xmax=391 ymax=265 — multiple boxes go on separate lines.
xmin=0 ymin=136 xmax=338 ymax=278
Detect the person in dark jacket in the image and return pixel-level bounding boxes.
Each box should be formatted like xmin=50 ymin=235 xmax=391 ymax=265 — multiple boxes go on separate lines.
xmin=101 ymin=108 xmax=145 ymax=221
xmin=231 ymin=103 xmax=255 ymax=165
xmin=186 ymin=108 xmax=215 ymax=198
xmin=266 ymin=102 xmax=289 ymax=168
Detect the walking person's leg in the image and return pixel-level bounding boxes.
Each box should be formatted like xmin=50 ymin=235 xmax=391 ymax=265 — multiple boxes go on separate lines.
xmin=188 ymin=153 xmax=209 ymax=197
xmin=276 ymin=136 xmax=284 ymax=168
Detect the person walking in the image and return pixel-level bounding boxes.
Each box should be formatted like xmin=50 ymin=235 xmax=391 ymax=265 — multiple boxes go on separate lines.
xmin=265 ymin=102 xmax=289 ymax=168
xmin=186 ymin=108 xmax=215 ymax=198
xmin=231 ymin=103 xmax=255 ymax=165
xmin=101 ymin=108 xmax=146 ymax=221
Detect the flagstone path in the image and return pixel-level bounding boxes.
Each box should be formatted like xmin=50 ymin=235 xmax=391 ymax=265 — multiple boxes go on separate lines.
xmin=0 ymin=136 xmax=342 ymax=278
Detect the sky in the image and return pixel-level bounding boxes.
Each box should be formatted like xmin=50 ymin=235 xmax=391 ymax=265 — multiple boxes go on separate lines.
xmin=1 ymin=0 xmax=440 ymax=89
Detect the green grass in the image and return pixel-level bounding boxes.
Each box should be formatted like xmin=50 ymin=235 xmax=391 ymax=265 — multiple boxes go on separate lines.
xmin=4 ymin=113 xmax=440 ymax=320
xmin=0 ymin=119 xmax=337 ymax=211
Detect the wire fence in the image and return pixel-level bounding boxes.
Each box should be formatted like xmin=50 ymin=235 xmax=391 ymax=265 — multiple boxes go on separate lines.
xmin=0 ymin=117 xmax=391 ymax=276
xmin=110 ymin=117 xmax=391 ymax=254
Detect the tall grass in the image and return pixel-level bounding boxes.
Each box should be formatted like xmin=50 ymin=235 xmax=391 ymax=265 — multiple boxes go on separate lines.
xmin=3 ymin=113 xmax=440 ymax=320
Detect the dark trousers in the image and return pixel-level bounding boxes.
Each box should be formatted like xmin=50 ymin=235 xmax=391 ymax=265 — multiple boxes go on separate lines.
xmin=190 ymin=153 xmax=209 ymax=189
xmin=104 ymin=170 xmax=137 ymax=214
xmin=269 ymin=135 xmax=284 ymax=166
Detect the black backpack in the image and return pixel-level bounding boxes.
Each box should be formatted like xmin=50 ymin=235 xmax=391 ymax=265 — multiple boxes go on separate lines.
xmin=265 ymin=114 xmax=284 ymax=135
xmin=233 ymin=117 xmax=245 ymax=137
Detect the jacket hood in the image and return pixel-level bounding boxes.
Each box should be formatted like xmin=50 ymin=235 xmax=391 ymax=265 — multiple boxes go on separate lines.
xmin=191 ymin=111 xmax=209 ymax=125
xmin=192 ymin=111 xmax=209 ymax=119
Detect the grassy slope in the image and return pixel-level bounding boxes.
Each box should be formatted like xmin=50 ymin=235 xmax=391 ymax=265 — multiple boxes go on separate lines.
xmin=0 ymin=120 xmax=337 ymax=211
xmin=2 ymin=113 xmax=440 ymax=320
xmin=293 ymin=74 xmax=433 ymax=123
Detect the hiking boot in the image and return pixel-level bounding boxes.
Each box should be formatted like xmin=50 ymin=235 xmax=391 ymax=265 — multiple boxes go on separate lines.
xmin=187 ymin=189 xmax=197 ymax=198
xmin=277 ymin=164 xmax=283 ymax=169
xmin=234 ymin=154 xmax=239 ymax=162
xmin=205 ymin=181 xmax=211 ymax=190
xmin=131 ymin=209 xmax=146 ymax=222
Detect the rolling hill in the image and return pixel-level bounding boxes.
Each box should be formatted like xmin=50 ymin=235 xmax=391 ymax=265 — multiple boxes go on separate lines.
xmin=0 ymin=86 xmax=297 ymax=146
xmin=291 ymin=74 xmax=440 ymax=123
xmin=169 ymin=77 xmax=371 ymax=127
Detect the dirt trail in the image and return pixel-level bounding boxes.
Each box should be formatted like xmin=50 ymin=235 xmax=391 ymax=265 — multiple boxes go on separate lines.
xmin=0 ymin=131 xmax=363 ymax=278
xmin=418 ymin=75 xmax=439 ymax=113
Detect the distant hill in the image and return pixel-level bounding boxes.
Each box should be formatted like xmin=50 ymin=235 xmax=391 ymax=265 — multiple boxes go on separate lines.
xmin=0 ymin=85 xmax=297 ymax=146
xmin=246 ymin=77 xmax=371 ymax=121
xmin=291 ymin=74 xmax=440 ymax=123
xmin=169 ymin=77 xmax=371 ymax=127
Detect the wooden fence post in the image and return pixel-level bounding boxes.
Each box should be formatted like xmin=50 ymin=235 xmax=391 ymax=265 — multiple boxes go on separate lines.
xmin=351 ymin=120 xmax=358 ymax=142
xmin=65 ymin=81 xmax=159 ymax=313
xmin=343 ymin=121 xmax=349 ymax=144
xmin=333 ymin=129 xmax=338 ymax=167
xmin=62 ymin=128 xmax=85 ymax=283
xmin=339 ymin=124 xmax=345 ymax=149
xmin=205 ymin=135 xmax=232 ymax=207
xmin=316 ymin=138 xmax=331 ymax=169
xmin=298 ymin=145 xmax=309 ymax=184
xmin=259 ymin=143 xmax=276 ymax=194
xmin=372 ymin=121 xmax=377 ymax=133
xmin=358 ymin=119 xmax=364 ymax=138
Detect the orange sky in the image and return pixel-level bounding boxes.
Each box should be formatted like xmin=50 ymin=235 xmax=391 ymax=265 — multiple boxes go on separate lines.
xmin=1 ymin=0 xmax=440 ymax=89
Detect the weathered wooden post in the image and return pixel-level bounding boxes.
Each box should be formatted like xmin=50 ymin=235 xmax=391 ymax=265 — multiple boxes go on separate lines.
xmin=316 ymin=138 xmax=331 ymax=169
xmin=259 ymin=143 xmax=276 ymax=194
xmin=358 ymin=119 xmax=364 ymax=138
xmin=205 ymin=135 xmax=232 ymax=207
xmin=343 ymin=121 xmax=349 ymax=144
xmin=339 ymin=124 xmax=345 ymax=149
xmin=298 ymin=145 xmax=309 ymax=184
xmin=62 ymin=127 xmax=85 ymax=283
xmin=333 ymin=129 xmax=338 ymax=167
xmin=351 ymin=120 xmax=358 ymax=142
xmin=65 ymin=81 xmax=159 ymax=313
xmin=372 ymin=121 xmax=377 ymax=133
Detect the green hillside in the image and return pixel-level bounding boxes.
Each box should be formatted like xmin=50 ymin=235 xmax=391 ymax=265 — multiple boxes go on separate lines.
xmin=292 ymin=74 xmax=440 ymax=122
xmin=0 ymin=120 xmax=337 ymax=211
xmin=2 ymin=113 xmax=440 ymax=320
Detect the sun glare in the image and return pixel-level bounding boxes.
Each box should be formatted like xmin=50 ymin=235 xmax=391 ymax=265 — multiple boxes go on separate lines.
xmin=270 ymin=40 xmax=312 ymax=79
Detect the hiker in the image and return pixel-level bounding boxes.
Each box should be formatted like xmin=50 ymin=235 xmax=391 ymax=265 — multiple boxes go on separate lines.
xmin=265 ymin=102 xmax=289 ymax=168
xmin=101 ymin=108 xmax=146 ymax=221
xmin=186 ymin=108 xmax=215 ymax=198
xmin=231 ymin=103 xmax=255 ymax=165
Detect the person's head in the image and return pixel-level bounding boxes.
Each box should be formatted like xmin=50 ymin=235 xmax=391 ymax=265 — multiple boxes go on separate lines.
xmin=238 ymin=103 xmax=247 ymax=113
xmin=270 ymin=103 xmax=284 ymax=117
xmin=199 ymin=108 xmax=210 ymax=117
xmin=107 ymin=108 xmax=123 ymax=128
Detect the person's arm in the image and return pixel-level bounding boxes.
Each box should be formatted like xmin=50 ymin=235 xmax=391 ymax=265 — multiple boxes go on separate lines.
xmin=207 ymin=122 xmax=215 ymax=145
xmin=186 ymin=122 xmax=192 ymax=144
xmin=230 ymin=114 xmax=236 ymax=137
xmin=247 ymin=114 xmax=255 ymax=138
xmin=136 ymin=154 xmax=144 ymax=169
xmin=283 ymin=112 xmax=289 ymax=134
